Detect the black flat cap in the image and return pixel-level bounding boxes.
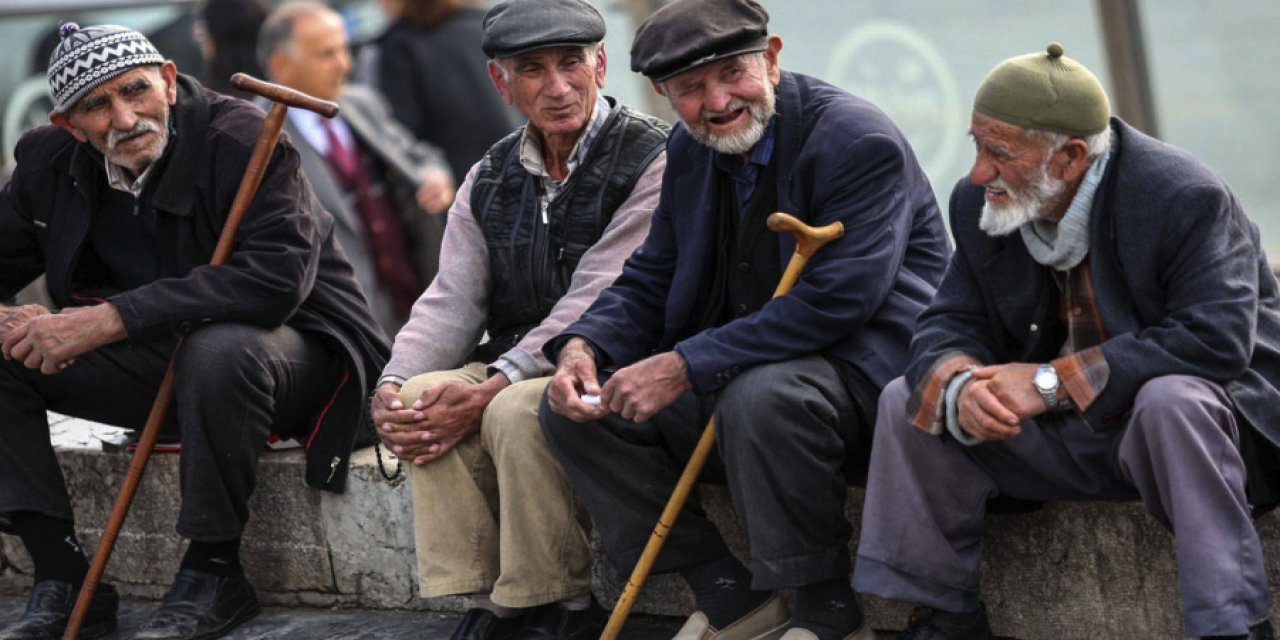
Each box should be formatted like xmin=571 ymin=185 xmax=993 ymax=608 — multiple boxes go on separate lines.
xmin=481 ymin=0 xmax=606 ymax=60
xmin=631 ymin=0 xmax=770 ymax=81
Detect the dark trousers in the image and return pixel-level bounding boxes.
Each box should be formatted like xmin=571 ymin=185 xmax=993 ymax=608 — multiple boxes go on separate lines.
xmin=539 ymin=355 xmax=873 ymax=591
xmin=0 ymin=323 xmax=334 ymax=541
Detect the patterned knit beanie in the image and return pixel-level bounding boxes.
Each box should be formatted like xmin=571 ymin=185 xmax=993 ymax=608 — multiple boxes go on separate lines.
xmin=48 ymin=22 xmax=165 ymax=114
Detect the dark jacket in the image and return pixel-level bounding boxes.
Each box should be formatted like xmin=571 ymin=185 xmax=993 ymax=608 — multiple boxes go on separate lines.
xmin=552 ymin=71 xmax=950 ymax=392
xmin=0 ymin=75 xmax=390 ymax=492
xmin=908 ymin=118 xmax=1280 ymax=462
xmin=472 ymin=102 xmax=669 ymax=358
xmin=375 ymin=8 xmax=519 ymax=181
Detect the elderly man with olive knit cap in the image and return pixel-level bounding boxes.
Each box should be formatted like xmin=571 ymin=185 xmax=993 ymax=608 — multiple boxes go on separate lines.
xmin=852 ymin=43 xmax=1280 ymax=640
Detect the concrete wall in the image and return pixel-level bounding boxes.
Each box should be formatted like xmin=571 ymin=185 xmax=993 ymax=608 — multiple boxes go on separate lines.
xmin=3 ymin=417 xmax=1279 ymax=638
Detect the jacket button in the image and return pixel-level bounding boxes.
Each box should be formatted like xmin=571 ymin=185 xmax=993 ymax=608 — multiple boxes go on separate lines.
xmin=179 ymin=322 xmax=193 ymax=333
xmin=1029 ymin=323 xmax=1038 ymax=332
xmin=735 ymin=303 xmax=747 ymax=315
xmin=737 ymin=262 xmax=750 ymax=273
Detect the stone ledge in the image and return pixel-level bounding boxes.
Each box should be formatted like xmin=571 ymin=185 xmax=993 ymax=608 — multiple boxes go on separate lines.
xmin=3 ymin=416 xmax=1279 ymax=639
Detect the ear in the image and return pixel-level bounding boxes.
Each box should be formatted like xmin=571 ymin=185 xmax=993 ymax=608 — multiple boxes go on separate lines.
xmin=49 ymin=111 xmax=88 ymax=142
xmin=763 ymin=35 xmax=783 ymax=86
xmin=650 ymin=79 xmax=666 ymax=97
xmin=487 ymin=60 xmax=514 ymax=105
xmin=594 ymin=46 xmax=607 ymax=89
xmin=160 ymin=60 xmax=178 ymax=105
xmin=1052 ymin=137 xmax=1092 ymax=182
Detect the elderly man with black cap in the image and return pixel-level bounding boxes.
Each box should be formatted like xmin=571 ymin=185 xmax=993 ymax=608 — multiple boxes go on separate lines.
xmin=539 ymin=0 xmax=949 ymax=638
xmin=368 ymin=0 xmax=668 ymax=639
xmin=0 ymin=21 xmax=388 ymax=640
xmin=852 ymin=44 xmax=1280 ymax=640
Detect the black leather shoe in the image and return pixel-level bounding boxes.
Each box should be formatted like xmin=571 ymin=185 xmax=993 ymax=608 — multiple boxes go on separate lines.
xmin=899 ymin=604 xmax=993 ymax=640
xmin=131 ymin=569 xmax=259 ymax=640
xmin=1203 ymin=619 xmax=1276 ymax=640
xmin=0 ymin=580 xmax=118 ymax=640
xmin=449 ymin=608 xmax=523 ymax=640
xmin=514 ymin=599 xmax=606 ymax=640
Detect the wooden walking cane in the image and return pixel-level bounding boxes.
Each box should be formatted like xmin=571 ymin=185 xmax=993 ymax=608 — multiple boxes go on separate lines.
xmin=62 ymin=73 xmax=339 ymax=640
xmin=600 ymin=212 xmax=844 ymax=640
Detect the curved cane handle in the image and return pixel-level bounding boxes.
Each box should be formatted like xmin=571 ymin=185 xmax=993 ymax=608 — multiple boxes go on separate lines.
xmin=767 ymin=212 xmax=845 ymax=257
xmin=231 ymin=73 xmax=340 ymax=117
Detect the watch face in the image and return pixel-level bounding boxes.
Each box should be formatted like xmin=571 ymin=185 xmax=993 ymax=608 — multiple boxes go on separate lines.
xmin=1034 ymin=368 xmax=1058 ymax=390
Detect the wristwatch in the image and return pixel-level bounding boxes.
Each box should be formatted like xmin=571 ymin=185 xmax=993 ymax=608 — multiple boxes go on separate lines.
xmin=1033 ymin=363 xmax=1062 ymax=411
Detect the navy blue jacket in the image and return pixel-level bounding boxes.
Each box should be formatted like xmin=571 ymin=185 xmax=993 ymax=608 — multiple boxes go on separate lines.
xmin=909 ymin=119 xmax=1280 ymax=445
xmin=551 ymin=70 xmax=950 ymax=393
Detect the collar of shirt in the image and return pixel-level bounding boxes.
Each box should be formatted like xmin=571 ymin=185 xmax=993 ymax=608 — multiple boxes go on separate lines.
xmin=106 ymin=118 xmax=178 ymax=197
xmin=289 ymin=108 xmax=356 ymax=157
xmin=518 ymin=94 xmax=611 ymax=197
xmin=712 ymin=115 xmax=778 ymax=209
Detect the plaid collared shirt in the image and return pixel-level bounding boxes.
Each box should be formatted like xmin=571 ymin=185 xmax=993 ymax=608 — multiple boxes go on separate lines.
xmin=518 ymin=94 xmax=611 ymax=202
xmin=907 ymin=263 xmax=1111 ymax=431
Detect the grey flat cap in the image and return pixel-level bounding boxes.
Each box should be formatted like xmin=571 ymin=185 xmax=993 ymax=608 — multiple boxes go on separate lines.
xmin=631 ymin=0 xmax=769 ymax=82
xmin=481 ymin=0 xmax=605 ymax=60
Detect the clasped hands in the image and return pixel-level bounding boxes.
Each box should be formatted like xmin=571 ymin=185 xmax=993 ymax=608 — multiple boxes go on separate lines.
xmin=372 ymin=374 xmax=508 ymax=466
xmin=950 ymin=362 xmax=1051 ymax=443
xmin=547 ymin=337 xmax=691 ymax=424
xmin=0 ymin=303 xmax=125 ymax=374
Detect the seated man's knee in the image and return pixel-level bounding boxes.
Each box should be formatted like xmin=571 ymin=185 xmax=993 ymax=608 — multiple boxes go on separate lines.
xmin=717 ymin=361 xmax=811 ymax=442
xmin=1129 ymin=375 xmax=1234 ymax=441
xmin=482 ymin=379 xmax=549 ymax=451
xmin=175 ymin=323 xmax=272 ymax=383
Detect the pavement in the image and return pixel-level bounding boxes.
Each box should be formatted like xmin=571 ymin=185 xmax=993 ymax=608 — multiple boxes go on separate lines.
xmin=0 ymin=594 xmax=686 ymax=639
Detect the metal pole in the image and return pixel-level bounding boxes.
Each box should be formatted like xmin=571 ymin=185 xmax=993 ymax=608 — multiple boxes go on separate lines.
xmin=1095 ymin=0 xmax=1159 ymax=137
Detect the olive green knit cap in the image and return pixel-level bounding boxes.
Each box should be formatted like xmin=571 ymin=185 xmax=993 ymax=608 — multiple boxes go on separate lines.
xmin=974 ymin=43 xmax=1111 ymax=137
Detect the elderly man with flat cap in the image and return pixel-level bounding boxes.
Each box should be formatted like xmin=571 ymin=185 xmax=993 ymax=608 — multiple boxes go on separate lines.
xmin=539 ymin=0 xmax=949 ymax=638
xmin=852 ymin=44 xmax=1280 ymax=640
xmin=0 ymin=21 xmax=387 ymax=640
xmin=369 ymin=0 xmax=668 ymax=639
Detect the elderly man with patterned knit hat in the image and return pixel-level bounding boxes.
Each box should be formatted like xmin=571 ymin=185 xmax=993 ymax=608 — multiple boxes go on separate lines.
xmin=853 ymin=43 xmax=1280 ymax=640
xmin=0 ymin=22 xmax=388 ymax=640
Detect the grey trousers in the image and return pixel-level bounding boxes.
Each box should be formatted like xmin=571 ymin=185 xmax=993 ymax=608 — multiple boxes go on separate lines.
xmin=540 ymin=355 xmax=873 ymax=591
xmin=0 ymin=323 xmax=335 ymax=541
xmin=853 ymin=375 xmax=1269 ymax=638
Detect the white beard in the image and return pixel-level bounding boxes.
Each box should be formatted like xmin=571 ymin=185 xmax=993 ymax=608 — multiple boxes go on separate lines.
xmin=978 ymin=164 xmax=1069 ymax=237
xmin=684 ymin=84 xmax=776 ymax=155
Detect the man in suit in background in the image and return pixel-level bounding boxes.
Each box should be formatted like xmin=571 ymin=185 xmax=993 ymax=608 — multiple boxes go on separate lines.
xmin=260 ymin=0 xmax=455 ymax=336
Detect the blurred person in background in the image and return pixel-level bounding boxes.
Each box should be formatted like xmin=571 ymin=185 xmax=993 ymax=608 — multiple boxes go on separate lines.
xmin=195 ymin=0 xmax=269 ymax=100
xmin=261 ymin=0 xmax=455 ymax=336
xmin=371 ymin=0 xmax=520 ymax=184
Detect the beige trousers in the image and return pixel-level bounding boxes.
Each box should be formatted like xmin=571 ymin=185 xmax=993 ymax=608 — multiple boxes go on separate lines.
xmin=401 ymin=363 xmax=592 ymax=607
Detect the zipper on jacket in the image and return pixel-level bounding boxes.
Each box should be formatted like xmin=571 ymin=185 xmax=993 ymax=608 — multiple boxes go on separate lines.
xmin=327 ymin=456 xmax=341 ymax=484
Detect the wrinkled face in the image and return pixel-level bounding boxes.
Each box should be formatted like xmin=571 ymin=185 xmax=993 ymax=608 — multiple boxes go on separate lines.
xmin=968 ymin=111 xmax=1072 ymax=236
xmin=52 ymin=63 xmax=178 ymax=177
xmin=660 ymin=38 xmax=781 ymax=156
xmin=491 ymin=45 xmax=606 ymax=140
xmin=270 ymin=10 xmax=351 ymax=102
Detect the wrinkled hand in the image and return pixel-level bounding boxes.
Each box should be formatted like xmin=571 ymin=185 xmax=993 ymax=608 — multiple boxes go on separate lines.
xmin=371 ymin=381 xmax=421 ymax=449
xmin=378 ymin=376 xmax=507 ymax=465
xmin=0 ymin=304 xmax=51 ymax=334
xmin=2 ymin=304 xmax=125 ymax=374
xmin=547 ymin=338 xmax=607 ymax=422
xmin=955 ymin=363 xmax=1044 ymax=442
xmin=602 ymin=351 xmax=691 ymax=423
xmin=416 ymin=167 xmax=455 ymax=214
